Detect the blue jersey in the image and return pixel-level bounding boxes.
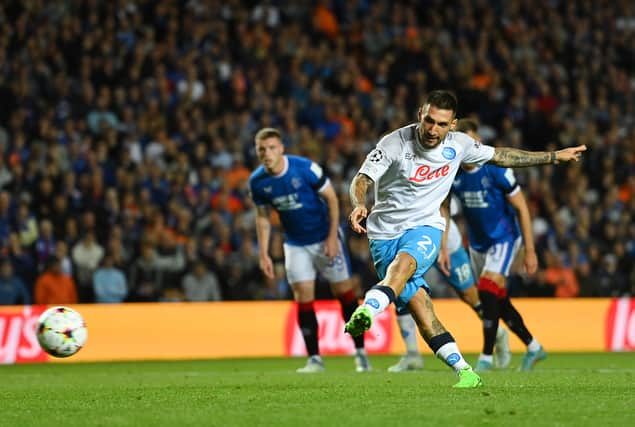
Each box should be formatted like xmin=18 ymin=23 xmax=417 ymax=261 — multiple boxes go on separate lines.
xmin=249 ymin=155 xmax=330 ymax=246
xmin=452 ymin=165 xmax=521 ymax=251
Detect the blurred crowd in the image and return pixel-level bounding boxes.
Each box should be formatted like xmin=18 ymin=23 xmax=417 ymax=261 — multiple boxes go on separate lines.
xmin=0 ymin=0 xmax=633 ymax=305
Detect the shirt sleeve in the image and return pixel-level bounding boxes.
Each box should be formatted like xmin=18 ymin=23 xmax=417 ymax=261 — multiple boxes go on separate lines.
xmin=248 ymin=180 xmax=268 ymax=206
xmin=461 ymin=136 xmax=495 ymax=166
xmin=492 ymin=167 xmax=520 ymax=195
xmin=305 ymin=161 xmax=329 ymax=191
xmin=358 ymin=137 xmax=399 ymax=182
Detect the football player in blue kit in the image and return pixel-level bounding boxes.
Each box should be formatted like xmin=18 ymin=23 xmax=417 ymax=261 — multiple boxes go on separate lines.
xmin=249 ymin=127 xmax=369 ymax=373
xmin=452 ymin=118 xmax=546 ymax=371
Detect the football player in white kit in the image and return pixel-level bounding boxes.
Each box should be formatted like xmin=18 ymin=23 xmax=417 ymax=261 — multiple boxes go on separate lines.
xmin=345 ymin=90 xmax=586 ymax=388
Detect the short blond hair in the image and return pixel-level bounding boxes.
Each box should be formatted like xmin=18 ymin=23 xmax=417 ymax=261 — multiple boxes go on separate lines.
xmin=254 ymin=127 xmax=282 ymax=142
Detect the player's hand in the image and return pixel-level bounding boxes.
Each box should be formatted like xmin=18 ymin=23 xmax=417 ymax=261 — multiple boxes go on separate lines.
xmin=324 ymin=235 xmax=339 ymax=259
xmin=437 ymin=247 xmax=451 ymax=277
xmin=259 ymin=255 xmax=275 ymax=279
xmin=349 ymin=206 xmax=368 ymax=234
xmin=555 ymin=145 xmax=587 ymax=163
xmin=524 ymin=249 xmax=538 ymax=276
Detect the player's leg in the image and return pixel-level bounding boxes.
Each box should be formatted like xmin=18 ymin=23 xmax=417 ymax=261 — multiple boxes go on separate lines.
xmin=448 ymin=246 xmax=511 ymax=369
xmin=345 ymin=226 xmax=441 ymax=337
xmin=446 ymin=247 xmax=484 ymax=318
xmin=499 ymin=296 xmax=546 ymax=370
xmin=478 ymin=238 xmax=531 ymax=370
xmin=318 ymin=233 xmax=370 ymax=372
xmin=387 ymin=305 xmax=424 ymax=372
xmin=407 ymin=288 xmax=482 ymax=388
xmin=332 ymin=278 xmax=371 ymax=372
xmin=475 ymin=271 xmax=503 ymax=371
xmin=284 ymin=243 xmax=323 ymax=373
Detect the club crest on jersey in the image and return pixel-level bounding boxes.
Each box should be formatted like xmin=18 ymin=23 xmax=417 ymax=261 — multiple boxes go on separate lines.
xmin=264 ymin=186 xmax=272 ymax=193
xmin=291 ymin=177 xmax=302 ymax=189
xmin=442 ymin=147 xmax=456 ymax=160
xmin=409 ymin=164 xmax=450 ymax=183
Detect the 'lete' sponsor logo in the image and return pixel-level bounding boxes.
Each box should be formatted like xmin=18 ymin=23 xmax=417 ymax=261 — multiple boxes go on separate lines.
xmin=0 ymin=306 xmax=48 ymax=364
xmin=606 ymin=298 xmax=635 ymax=351
xmin=285 ymin=301 xmax=393 ymax=356
xmin=409 ymin=164 xmax=450 ymax=183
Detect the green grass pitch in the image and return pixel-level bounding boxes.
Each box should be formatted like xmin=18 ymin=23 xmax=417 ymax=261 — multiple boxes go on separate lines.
xmin=1 ymin=353 xmax=633 ymax=427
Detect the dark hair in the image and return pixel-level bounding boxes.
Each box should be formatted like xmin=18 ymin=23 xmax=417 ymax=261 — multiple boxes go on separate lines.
xmin=45 ymin=256 xmax=60 ymax=270
xmin=455 ymin=118 xmax=479 ymax=133
xmin=424 ymin=90 xmax=458 ymax=115
xmin=254 ymin=127 xmax=282 ymax=143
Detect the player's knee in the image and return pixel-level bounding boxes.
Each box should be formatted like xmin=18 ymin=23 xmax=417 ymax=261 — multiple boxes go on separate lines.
xmin=292 ymin=281 xmax=315 ymax=302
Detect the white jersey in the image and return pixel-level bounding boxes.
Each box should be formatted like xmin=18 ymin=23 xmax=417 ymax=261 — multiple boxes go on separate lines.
xmin=358 ymin=124 xmax=495 ymax=240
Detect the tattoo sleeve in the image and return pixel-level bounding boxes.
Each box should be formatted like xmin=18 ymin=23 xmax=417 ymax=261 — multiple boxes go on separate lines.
xmin=349 ymin=173 xmax=373 ymax=208
xmin=490 ymin=147 xmax=553 ymax=167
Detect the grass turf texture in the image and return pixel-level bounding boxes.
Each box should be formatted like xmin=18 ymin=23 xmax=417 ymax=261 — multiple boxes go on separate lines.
xmin=1 ymin=353 xmax=633 ymax=427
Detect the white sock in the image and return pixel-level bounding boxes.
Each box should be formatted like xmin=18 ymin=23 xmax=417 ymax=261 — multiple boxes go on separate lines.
xmin=527 ymin=338 xmax=541 ymax=352
xmin=362 ymin=289 xmax=391 ymax=317
xmin=355 ymin=348 xmax=367 ymax=356
xmin=478 ymin=353 xmax=494 ymax=364
xmin=397 ymin=314 xmax=419 ymax=354
xmin=435 ymin=342 xmax=469 ymax=372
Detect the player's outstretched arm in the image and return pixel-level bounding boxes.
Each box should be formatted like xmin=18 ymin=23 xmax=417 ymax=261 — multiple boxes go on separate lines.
xmin=348 ymin=173 xmax=373 ymax=234
xmin=489 ymin=145 xmax=587 ymax=167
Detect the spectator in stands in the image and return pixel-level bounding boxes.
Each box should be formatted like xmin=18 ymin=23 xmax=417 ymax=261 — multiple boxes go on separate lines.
xmin=538 ymin=251 xmax=580 ymax=298
xmin=34 ymin=256 xmax=78 ymax=305
xmin=93 ymin=254 xmax=128 ymax=303
xmin=181 ymin=260 xmax=222 ymax=302
xmin=71 ymin=231 xmax=104 ymax=302
xmin=0 ymin=259 xmax=31 ymax=305
xmin=0 ymin=0 xmax=631 ymax=302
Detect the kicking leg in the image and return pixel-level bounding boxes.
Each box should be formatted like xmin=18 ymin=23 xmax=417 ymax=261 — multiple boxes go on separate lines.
xmin=345 ymin=252 xmax=415 ymax=336
xmin=408 ymin=289 xmax=482 ymax=388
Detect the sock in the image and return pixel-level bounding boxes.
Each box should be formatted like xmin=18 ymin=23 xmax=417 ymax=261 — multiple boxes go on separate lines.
xmin=478 ymin=353 xmax=494 ymax=364
xmin=499 ymin=296 xmax=533 ymax=345
xmin=298 ymin=301 xmax=319 ymax=356
xmin=527 ymin=338 xmax=542 ymax=353
xmin=428 ymin=332 xmax=469 ymax=372
xmin=396 ymin=314 xmax=419 ymax=354
xmin=478 ymin=286 xmax=500 ymax=356
xmin=471 ymin=301 xmax=484 ymax=319
xmin=362 ymin=285 xmax=395 ymax=317
xmin=337 ymin=289 xmax=365 ymax=349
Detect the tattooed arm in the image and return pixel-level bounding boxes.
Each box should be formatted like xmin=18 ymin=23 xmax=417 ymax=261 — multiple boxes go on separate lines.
xmin=489 ymin=145 xmax=587 ymax=167
xmin=348 ymin=173 xmax=374 ymax=234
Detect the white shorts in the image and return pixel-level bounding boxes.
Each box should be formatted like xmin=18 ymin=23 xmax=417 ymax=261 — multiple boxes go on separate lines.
xmin=469 ymin=237 xmax=522 ymax=277
xmin=283 ymin=237 xmax=351 ymax=285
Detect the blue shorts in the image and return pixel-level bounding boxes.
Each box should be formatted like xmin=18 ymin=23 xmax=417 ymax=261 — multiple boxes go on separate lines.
xmin=443 ymin=246 xmax=475 ymax=292
xmin=369 ymin=226 xmax=442 ymax=312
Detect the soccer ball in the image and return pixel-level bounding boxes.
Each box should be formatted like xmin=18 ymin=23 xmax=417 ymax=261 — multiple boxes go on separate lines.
xmin=36 ymin=306 xmax=87 ymax=358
